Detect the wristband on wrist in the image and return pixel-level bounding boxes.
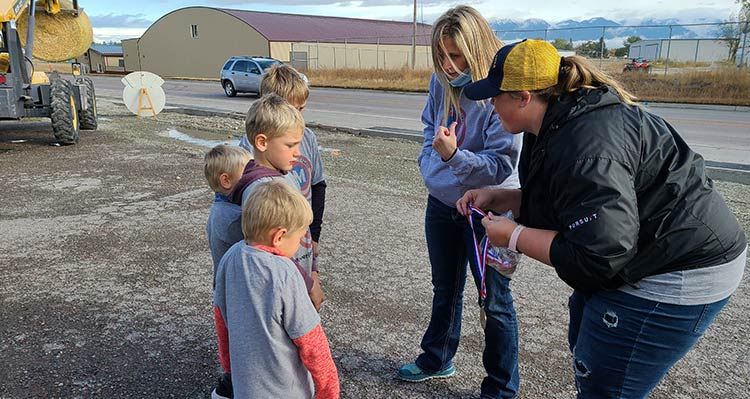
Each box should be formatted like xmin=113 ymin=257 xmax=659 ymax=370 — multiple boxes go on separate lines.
xmin=508 ymin=224 xmax=526 ymax=253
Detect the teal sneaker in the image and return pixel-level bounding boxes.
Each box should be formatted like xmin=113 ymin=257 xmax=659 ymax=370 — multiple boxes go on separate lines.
xmin=396 ymin=362 xmax=455 ymax=382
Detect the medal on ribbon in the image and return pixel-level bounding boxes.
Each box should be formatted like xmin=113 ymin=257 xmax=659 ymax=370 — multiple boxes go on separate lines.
xmin=466 ymin=205 xmax=522 ymax=330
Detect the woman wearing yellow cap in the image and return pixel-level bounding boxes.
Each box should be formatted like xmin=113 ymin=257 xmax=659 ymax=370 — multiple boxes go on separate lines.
xmin=458 ymin=39 xmax=746 ymax=398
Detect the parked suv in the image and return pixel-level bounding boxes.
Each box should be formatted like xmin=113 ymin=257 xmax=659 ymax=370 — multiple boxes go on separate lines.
xmin=220 ymin=56 xmax=282 ymax=97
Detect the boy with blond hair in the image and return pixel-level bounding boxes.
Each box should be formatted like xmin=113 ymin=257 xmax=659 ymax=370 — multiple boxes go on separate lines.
xmin=229 ymin=94 xmax=321 ymax=304
xmin=214 ymin=180 xmax=339 ymax=399
xmin=212 ymin=96 xmax=324 ymax=398
xmin=204 ymin=144 xmax=252 ymax=399
xmin=240 ymin=64 xmax=328 ymax=261
xmin=204 ymin=144 xmax=252 ymax=285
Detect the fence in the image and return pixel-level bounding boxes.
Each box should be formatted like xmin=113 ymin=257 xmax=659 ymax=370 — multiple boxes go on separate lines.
xmin=288 ymin=21 xmax=750 ymax=74
xmin=287 ymin=33 xmax=434 ymax=71
xmin=491 ymin=21 xmax=750 ymax=74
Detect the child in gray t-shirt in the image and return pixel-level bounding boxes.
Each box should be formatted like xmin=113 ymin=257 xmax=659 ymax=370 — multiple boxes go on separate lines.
xmin=214 ymin=180 xmax=339 ymax=399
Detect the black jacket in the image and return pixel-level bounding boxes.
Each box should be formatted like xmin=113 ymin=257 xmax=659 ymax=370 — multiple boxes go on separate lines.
xmin=517 ymin=87 xmax=746 ymax=293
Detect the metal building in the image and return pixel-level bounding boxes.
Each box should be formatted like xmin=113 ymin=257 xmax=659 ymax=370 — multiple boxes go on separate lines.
xmin=79 ymin=44 xmax=125 ymax=74
xmin=122 ymin=6 xmax=433 ymax=78
xmin=628 ymin=38 xmax=733 ymax=63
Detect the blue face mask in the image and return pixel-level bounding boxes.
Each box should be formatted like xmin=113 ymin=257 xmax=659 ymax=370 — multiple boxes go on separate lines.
xmin=449 ymin=69 xmax=472 ymax=87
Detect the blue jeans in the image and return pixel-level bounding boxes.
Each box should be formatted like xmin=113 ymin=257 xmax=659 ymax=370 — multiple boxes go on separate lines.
xmin=568 ymin=289 xmax=730 ymax=399
xmin=416 ymin=195 xmax=519 ymax=399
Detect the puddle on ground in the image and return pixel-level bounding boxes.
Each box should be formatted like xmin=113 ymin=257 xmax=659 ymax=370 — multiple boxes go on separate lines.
xmin=320 ymin=146 xmax=341 ymax=154
xmin=164 ymin=127 xmax=240 ymax=148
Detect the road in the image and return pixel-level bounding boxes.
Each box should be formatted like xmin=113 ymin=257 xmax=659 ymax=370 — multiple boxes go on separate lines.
xmin=89 ymin=75 xmax=750 ymax=165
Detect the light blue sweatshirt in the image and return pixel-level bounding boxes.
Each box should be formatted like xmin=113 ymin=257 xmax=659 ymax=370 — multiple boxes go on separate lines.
xmin=418 ymin=74 xmax=522 ymax=207
xmin=206 ymin=193 xmax=244 ymax=286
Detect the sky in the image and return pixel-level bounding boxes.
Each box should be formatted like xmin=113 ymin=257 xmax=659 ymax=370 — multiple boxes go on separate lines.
xmin=83 ymin=0 xmax=743 ymax=42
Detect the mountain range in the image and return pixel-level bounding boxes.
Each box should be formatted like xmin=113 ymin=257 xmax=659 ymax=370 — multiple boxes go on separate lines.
xmin=488 ymin=17 xmax=725 ymax=44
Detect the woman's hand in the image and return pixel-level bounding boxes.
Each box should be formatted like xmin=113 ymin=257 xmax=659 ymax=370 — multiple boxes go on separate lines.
xmin=432 ymin=122 xmax=458 ymax=161
xmin=456 ymin=188 xmax=522 ymax=216
xmin=481 ymin=212 xmax=517 ymax=247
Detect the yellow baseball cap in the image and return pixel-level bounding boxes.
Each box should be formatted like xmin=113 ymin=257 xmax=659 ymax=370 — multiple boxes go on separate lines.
xmin=464 ymin=39 xmax=562 ymax=100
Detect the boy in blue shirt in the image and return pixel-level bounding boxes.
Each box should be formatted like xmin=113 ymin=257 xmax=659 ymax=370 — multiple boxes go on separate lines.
xmin=204 ymin=144 xmax=251 ymax=399
xmin=204 ymin=144 xmax=252 ymax=286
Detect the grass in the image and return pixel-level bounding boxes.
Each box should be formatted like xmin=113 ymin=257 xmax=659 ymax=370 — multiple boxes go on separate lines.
xmin=650 ymin=60 xmax=712 ymax=68
xmin=618 ymin=67 xmax=750 ymax=106
xmin=304 ymin=64 xmax=750 ymax=106
xmin=304 ymin=67 xmax=432 ymax=92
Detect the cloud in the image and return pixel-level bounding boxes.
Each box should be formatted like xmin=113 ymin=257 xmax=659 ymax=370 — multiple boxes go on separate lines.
xmin=466 ymin=0 xmax=736 ymax=24
xmin=92 ymin=27 xmax=148 ymax=43
xmin=89 ymin=14 xmax=153 ymax=28
xmin=608 ymin=6 xmax=734 ymax=23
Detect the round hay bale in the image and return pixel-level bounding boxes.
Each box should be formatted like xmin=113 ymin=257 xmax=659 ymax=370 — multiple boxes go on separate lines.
xmin=17 ymin=0 xmax=93 ymax=62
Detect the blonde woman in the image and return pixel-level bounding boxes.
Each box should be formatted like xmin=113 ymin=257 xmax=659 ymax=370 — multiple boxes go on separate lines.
xmin=397 ymin=6 xmax=522 ymax=398
xmin=459 ymin=39 xmax=747 ymax=398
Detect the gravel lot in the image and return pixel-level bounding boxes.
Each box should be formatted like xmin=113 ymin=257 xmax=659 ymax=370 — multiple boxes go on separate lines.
xmin=1 ymin=99 xmax=748 ymax=399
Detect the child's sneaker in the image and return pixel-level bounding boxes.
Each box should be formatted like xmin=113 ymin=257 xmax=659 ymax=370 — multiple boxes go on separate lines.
xmin=211 ymin=373 xmax=233 ymax=399
xmin=396 ymin=362 xmax=455 ymax=382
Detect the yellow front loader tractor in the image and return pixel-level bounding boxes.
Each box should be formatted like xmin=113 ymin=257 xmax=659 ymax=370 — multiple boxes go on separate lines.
xmin=0 ymin=0 xmax=96 ymax=144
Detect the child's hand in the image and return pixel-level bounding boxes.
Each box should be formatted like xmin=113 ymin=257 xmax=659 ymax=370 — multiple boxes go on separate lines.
xmin=310 ymin=271 xmax=325 ymax=312
xmin=432 ymin=122 xmax=458 ymax=161
xmin=313 ymin=241 xmax=320 ymax=257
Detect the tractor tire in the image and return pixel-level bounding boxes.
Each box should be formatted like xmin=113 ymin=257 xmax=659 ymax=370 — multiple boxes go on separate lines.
xmin=77 ymin=77 xmax=98 ymax=130
xmin=223 ymin=80 xmax=237 ymax=97
xmin=50 ymin=78 xmax=80 ymax=145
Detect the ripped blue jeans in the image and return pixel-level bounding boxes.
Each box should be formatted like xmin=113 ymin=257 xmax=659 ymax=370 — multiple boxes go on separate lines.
xmin=567 ymin=290 xmax=729 ymax=399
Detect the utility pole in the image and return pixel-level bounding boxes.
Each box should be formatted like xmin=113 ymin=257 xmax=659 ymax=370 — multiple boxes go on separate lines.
xmin=411 ymin=0 xmax=417 ymax=69
xmin=740 ymin=19 xmax=750 ymax=68
xmin=664 ymin=25 xmax=673 ymax=75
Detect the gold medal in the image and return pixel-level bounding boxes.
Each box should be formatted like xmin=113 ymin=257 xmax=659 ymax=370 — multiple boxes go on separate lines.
xmin=480 ymin=307 xmax=487 ymax=330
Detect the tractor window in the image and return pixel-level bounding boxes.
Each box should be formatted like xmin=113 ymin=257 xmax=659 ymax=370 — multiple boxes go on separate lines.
xmin=0 ymin=52 xmax=8 ymax=73
xmin=0 ymin=33 xmax=7 ymax=73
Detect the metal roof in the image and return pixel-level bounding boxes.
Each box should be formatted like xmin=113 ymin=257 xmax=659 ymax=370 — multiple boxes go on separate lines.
xmin=90 ymin=44 xmax=123 ymax=56
xmin=216 ymin=8 xmax=432 ymax=45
